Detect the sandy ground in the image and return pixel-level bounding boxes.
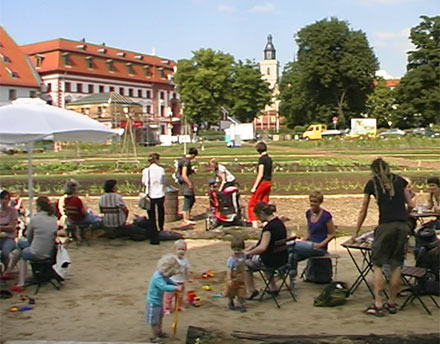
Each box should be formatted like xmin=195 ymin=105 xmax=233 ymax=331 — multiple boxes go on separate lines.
xmin=1 ymin=195 xmax=439 ymax=343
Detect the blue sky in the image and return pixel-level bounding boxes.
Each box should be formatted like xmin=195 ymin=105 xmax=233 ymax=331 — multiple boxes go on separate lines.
xmin=1 ymin=0 xmax=438 ymax=78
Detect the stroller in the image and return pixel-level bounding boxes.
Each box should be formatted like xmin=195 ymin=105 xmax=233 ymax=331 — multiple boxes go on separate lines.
xmin=205 ymin=181 xmax=243 ymax=230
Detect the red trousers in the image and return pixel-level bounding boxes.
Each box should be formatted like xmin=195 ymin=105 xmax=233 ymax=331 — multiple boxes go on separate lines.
xmin=247 ymin=181 xmax=272 ymax=222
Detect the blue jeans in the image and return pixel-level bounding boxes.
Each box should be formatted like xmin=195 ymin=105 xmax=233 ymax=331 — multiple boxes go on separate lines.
xmin=70 ymin=212 xmax=102 ymax=228
xmin=0 ymin=237 xmax=16 ymax=262
xmin=288 ymin=241 xmax=327 ymax=277
xmin=17 ymin=239 xmax=40 ymax=261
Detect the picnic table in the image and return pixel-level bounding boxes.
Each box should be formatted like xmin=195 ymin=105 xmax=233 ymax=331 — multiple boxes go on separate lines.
xmin=409 ymin=210 xmax=440 ymax=226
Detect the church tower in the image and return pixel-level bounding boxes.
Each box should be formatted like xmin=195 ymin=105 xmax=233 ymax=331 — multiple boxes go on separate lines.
xmin=258 ymin=34 xmax=281 ymax=131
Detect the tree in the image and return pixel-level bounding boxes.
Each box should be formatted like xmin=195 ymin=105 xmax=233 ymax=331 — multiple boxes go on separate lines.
xmin=393 ymin=15 xmax=440 ymax=128
xmin=230 ymin=60 xmax=272 ymax=123
xmin=174 ymin=50 xmax=272 ymax=126
xmin=365 ymin=78 xmax=396 ymax=128
xmin=174 ymin=49 xmax=235 ymax=125
xmin=279 ymin=18 xmax=378 ymax=127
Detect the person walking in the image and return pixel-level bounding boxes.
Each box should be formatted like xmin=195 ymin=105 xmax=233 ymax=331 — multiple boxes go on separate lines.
xmin=352 ymin=158 xmax=414 ymax=317
xmin=142 ymin=153 xmax=166 ymax=244
xmin=247 ymin=142 xmax=272 ymax=229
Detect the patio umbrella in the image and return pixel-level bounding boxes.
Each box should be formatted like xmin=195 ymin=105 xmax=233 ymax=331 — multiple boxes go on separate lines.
xmin=0 ymin=98 xmax=116 ymax=215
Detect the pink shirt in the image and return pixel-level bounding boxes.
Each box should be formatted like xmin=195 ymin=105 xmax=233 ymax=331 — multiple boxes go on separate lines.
xmin=0 ymin=207 xmax=18 ymax=238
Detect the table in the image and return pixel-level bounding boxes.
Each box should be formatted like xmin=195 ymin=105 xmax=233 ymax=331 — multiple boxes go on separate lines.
xmin=341 ymin=239 xmax=374 ymax=297
xmin=409 ymin=211 xmax=440 ymax=226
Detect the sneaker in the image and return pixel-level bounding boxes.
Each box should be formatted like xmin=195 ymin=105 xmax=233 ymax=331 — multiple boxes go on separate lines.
xmin=183 ymin=220 xmax=196 ymax=225
xmin=158 ymin=332 xmax=169 ymax=338
xmin=228 ymin=302 xmax=236 ymax=310
xmin=149 ymin=337 xmax=164 ymax=344
xmin=238 ymin=305 xmax=247 ymax=313
xmin=0 ymin=273 xmax=12 ymax=281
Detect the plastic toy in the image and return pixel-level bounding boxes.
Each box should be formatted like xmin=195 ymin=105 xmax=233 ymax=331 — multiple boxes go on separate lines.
xmin=18 ymin=306 xmax=33 ymax=312
xmin=187 ymin=290 xmax=196 ymax=304
xmin=202 ymin=285 xmax=212 ymax=291
xmin=192 ymin=296 xmax=201 ymax=307
xmin=211 ymin=293 xmax=223 ymax=298
xmin=201 ymin=270 xmax=214 ymax=279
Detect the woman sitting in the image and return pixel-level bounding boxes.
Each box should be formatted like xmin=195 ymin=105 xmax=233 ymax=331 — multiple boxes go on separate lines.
xmin=0 ymin=190 xmax=19 ymax=280
xmin=99 ymin=179 xmax=129 ymax=230
xmin=62 ymin=180 xmax=102 ymax=227
xmin=11 ymin=196 xmax=58 ymax=292
xmin=288 ymin=191 xmax=336 ymax=280
xmin=244 ymin=202 xmax=288 ymax=300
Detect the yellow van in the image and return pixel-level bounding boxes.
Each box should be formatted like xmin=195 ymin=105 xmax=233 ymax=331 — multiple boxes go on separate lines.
xmin=302 ymin=124 xmax=327 ymax=140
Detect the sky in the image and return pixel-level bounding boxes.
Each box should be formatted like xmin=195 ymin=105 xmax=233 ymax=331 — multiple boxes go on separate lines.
xmin=1 ymin=0 xmax=438 ymax=79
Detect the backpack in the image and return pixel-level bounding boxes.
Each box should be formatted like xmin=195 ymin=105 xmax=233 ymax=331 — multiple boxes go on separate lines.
xmin=314 ymin=281 xmax=349 ymax=307
xmin=172 ymin=159 xmax=184 ymax=184
xmin=303 ymin=257 xmax=333 ymax=284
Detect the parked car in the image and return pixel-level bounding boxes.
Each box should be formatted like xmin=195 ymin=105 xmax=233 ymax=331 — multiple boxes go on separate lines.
xmin=409 ymin=128 xmax=440 ymax=138
xmin=378 ymin=128 xmax=406 ymax=138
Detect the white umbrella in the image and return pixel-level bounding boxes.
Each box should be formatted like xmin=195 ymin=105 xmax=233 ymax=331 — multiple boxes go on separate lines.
xmin=0 ymin=98 xmax=116 ymax=215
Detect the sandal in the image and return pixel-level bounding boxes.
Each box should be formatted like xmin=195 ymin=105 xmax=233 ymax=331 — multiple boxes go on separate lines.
xmin=384 ymin=302 xmax=397 ymax=314
xmin=365 ymin=304 xmax=384 ymax=317
xmin=228 ymin=302 xmax=236 ymax=310
xmin=246 ymin=290 xmax=259 ymax=300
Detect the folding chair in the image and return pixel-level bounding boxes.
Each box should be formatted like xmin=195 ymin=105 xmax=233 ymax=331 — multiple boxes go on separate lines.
xmin=100 ymin=205 xmax=123 ymax=237
xmin=400 ymin=265 xmax=440 ymax=315
xmin=255 ymin=236 xmax=297 ymax=308
xmin=64 ymin=205 xmax=92 ymax=246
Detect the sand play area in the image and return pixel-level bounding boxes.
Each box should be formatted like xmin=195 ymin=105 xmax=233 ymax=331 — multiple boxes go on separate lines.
xmin=1 ymin=195 xmax=439 ymax=343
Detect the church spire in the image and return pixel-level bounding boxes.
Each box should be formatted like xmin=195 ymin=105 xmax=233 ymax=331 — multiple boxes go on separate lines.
xmin=264 ymin=34 xmax=276 ymax=60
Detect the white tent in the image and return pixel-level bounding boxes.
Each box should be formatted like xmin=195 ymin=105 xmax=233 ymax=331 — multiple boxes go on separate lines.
xmin=0 ymin=98 xmax=116 ymax=214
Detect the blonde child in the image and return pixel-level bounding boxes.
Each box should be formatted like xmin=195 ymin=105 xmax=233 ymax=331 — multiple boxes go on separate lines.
xmin=163 ymin=240 xmax=190 ymax=315
xmin=146 ymin=254 xmax=183 ymax=343
xmin=224 ymin=236 xmax=247 ymax=312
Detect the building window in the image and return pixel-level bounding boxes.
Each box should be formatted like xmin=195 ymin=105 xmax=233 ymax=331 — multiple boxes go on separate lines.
xmin=119 ymin=87 xmax=124 ymax=95
xmin=8 ymin=89 xmax=16 ymax=100
xmin=159 ymin=92 xmax=165 ymax=100
xmin=144 ymin=65 xmax=151 ymax=77
xmin=137 ymin=89 xmax=142 ymax=98
xmin=6 ymin=67 xmax=19 ymax=79
xmin=106 ymin=59 xmax=115 ymax=72
xmin=30 ymin=90 xmax=37 ymax=98
xmin=64 ymin=82 xmax=71 ymax=92
xmin=86 ymin=56 xmax=93 ymax=69
xmin=128 ymin=88 xmax=133 ymax=97
xmin=158 ymin=68 xmax=165 ymax=78
xmin=62 ymin=52 xmax=71 ymax=66
xmin=1 ymin=53 xmax=11 ymax=63
xmin=267 ymin=67 xmax=270 ymax=76
xmin=35 ymin=55 xmax=44 ymax=67
xmin=97 ymin=106 xmax=102 ymax=114
xmin=88 ymin=84 xmax=94 ymax=93
xmin=160 ymin=105 xmax=165 ymax=116
xmin=146 ymin=105 xmax=151 ymax=114
xmin=46 ymin=83 xmax=52 ymax=92
xmin=76 ymin=83 xmax=82 ymax=93
xmin=109 ymin=86 xmax=115 ymax=92
xmin=126 ymin=63 xmax=134 ymax=75
xmin=146 ymin=90 xmax=151 ymax=99
xmin=99 ymin=85 xmax=104 ymax=93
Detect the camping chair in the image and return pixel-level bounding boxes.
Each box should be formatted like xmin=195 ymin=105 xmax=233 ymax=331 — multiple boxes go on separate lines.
xmin=253 ymin=236 xmax=297 ymax=308
xmin=308 ymin=236 xmax=340 ymax=278
xmin=99 ymin=205 xmax=124 ymax=238
xmin=400 ymin=265 xmax=440 ymax=315
xmin=64 ymin=205 xmax=92 ymax=246
xmin=25 ymin=246 xmax=63 ymax=294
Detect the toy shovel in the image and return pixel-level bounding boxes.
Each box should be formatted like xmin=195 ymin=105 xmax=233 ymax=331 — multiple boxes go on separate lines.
xmin=171 ymin=291 xmax=181 ymax=336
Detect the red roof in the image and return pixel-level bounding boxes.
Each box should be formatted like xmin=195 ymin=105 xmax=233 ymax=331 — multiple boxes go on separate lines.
xmin=385 ymin=79 xmax=400 ymax=88
xmin=21 ymin=38 xmax=175 ymax=84
xmin=0 ymin=26 xmax=41 ymax=88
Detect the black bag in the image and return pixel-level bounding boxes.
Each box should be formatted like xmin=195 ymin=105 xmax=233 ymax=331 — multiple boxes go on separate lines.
xmin=416 ymin=241 xmax=440 ymax=281
xmin=314 ymin=281 xmax=349 ymax=307
xmin=303 ymin=257 xmax=333 ymax=284
xmin=126 ymin=224 xmax=150 ymax=241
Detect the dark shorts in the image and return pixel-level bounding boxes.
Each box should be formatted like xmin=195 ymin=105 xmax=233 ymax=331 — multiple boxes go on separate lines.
xmin=371 ymin=221 xmax=410 ymax=268
xmin=182 ymin=195 xmax=195 ymax=211
xmin=145 ymin=303 xmax=163 ymax=325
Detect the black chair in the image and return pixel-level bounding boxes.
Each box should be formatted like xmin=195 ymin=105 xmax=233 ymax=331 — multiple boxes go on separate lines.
xmin=252 ymin=236 xmax=297 ymax=308
xmin=26 ymin=247 xmax=63 ymax=294
xmin=64 ymin=205 xmax=92 ymax=246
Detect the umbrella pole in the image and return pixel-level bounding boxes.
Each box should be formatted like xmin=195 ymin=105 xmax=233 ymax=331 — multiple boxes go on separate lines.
xmin=27 ymin=143 xmax=34 ymax=217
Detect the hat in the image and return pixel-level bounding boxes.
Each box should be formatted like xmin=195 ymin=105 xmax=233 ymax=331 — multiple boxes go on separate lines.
xmin=208 ymin=178 xmax=217 ymax=185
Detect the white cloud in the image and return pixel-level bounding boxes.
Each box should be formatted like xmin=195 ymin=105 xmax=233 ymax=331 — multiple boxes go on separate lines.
xmin=376 ymin=69 xmax=395 ymax=79
xmin=249 ymin=3 xmax=275 ymax=13
xmin=373 ymin=28 xmax=409 ymax=40
xmin=217 ymin=4 xmax=236 ymax=13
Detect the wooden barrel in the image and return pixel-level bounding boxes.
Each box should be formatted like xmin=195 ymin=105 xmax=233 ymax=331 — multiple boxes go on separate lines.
xmin=164 ymin=188 xmax=179 ymax=223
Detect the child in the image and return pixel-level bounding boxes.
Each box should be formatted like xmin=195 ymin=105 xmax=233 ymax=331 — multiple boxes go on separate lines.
xmin=224 ymin=236 xmax=247 ymax=312
xmin=163 ymin=240 xmax=190 ymax=315
xmin=146 ymin=253 xmax=183 ymax=343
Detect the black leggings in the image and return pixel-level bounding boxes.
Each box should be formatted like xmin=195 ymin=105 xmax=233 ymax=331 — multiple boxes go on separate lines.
xmin=147 ymin=197 xmax=165 ymax=231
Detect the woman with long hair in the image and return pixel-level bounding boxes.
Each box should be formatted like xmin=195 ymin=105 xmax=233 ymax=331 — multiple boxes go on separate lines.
xmin=0 ymin=190 xmax=19 ymax=280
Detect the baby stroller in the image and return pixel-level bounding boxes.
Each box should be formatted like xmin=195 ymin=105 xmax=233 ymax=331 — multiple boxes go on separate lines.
xmin=205 ymin=181 xmax=243 ymax=230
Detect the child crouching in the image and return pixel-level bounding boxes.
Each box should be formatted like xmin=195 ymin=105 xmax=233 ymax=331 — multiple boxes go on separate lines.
xmin=224 ymin=236 xmax=246 ymax=312
xmin=146 ymin=253 xmax=183 ymax=343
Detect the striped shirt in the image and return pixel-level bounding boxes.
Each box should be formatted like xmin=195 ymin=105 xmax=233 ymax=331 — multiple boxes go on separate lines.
xmin=99 ymin=193 xmax=126 ymax=228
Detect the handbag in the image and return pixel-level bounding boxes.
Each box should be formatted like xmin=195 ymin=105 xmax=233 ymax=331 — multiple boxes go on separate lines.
xmin=52 ymin=244 xmax=71 ymax=280
xmin=138 ymin=192 xmax=151 ymax=210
